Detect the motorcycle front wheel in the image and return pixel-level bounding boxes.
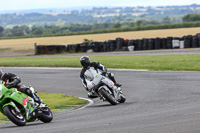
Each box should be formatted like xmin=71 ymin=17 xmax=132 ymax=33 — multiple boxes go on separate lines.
xmin=99 ymin=88 xmax=117 ymax=105
xmin=3 ymin=105 xmax=26 ymax=126
xmin=39 ymin=107 xmax=53 ymax=123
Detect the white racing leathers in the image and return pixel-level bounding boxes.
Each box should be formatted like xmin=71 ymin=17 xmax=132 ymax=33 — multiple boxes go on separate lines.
xmin=84 ymin=67 xmax=125 ymax=105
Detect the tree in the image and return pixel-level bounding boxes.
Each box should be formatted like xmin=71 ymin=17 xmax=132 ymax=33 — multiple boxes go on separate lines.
xmin=112 ymin=22 xmax=122 ymax=28
xmin=0 ymin=26 xmax=4 ymax=33
xmin=182 ymin=13 xmax=200 ymax=22
xmin=136 ymin=20 xmax=143 ymax=30
xmin=0 ymin=26 xmax=4 ymax=36
xmin=11 ymin=26 xmax=24 ymax=36
xmin=162 ymin=16 xmax=171 ymax=24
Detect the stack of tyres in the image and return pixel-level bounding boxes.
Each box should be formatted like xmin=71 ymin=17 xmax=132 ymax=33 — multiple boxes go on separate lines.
xmin=161 ymin=38 xmax=167 ymax=49
xmin=103 ymin=42 xmax=108 ymax=52
xmin=134 ymin=40 xmax=139 ymax=51
xmin=184 ymin=35 xmax=192 ymax=48
xmin=80 ymin=42 xmax=88 ymax=52
xmin=148 ymin=39 xmax=155 ymax=50
xmin=75 ymin=44 xmax=81 ymax=52
xmin=192 ymin=36 xmax=198 ymax=48
xmin=116 ymin=38 xmax=124 ymax=51
xmin=47 ymin=45 xmax=57 ymax=53
xmin=167 ymin=37 xmax=173 ymax=49
xmin=66 ymin=45 xmax=77 ymax=53
xmin=99 ymin=43 xmax=104 ymax=52
xmin=92 ymin=42 xmax=99 ymax=52
xmin=107 ymin=41 xmax=111 ymax=52
xmin=155 ymin=38 xmax=161 ymax=50
xmin=36 ymin=45 xmax=48 ymax=55
xmin=143 ymin=38 xmax=149 ymax=50
xmin=138 ymin=39 xmax=144 ymax=50
xmin=108 ymin=40 xmax=116 ymax=51
xmin=197 ymin=35 xmax=200 ymax=47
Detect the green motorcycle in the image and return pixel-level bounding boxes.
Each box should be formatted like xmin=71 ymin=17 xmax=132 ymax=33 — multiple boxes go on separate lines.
xmin=0 ymin=81 xmax=53 ymax=126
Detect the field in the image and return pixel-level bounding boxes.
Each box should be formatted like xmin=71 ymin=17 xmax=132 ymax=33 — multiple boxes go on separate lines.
xmin=0 ymin=54 xmax=200 ymax=71
xmin=0 ymin=27 xmax=200 ymax=56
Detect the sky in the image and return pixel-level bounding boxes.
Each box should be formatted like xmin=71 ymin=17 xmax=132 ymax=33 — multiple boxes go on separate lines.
xmin=0 ymin=0 xmax=200 ymax=12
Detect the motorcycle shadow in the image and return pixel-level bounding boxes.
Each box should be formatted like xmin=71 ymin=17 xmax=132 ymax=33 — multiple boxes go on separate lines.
xmin=89 ymin=101 xmax=136 ymax=108
xmin=0 ymin=122 xmax=49 ymax=129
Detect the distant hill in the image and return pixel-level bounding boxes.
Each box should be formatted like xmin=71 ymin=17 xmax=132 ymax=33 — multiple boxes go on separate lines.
xmin=0 ymin=4 xmax=200 ymax=27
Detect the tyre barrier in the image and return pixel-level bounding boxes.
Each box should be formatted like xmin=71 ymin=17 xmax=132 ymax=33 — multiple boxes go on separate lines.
xmin=116 ymin=38 xmax=124 ymax=51
xmin=143 ymin=38 xmax=149 ymax=50
xmin=161 ymin=38 xmax=167 ymax=49
xmin=36 ymin=45 xmax=66 ymax=55
xmin=148 ymin=39 xmax=155 ymax=50
xmin=35 ymin=33 xmax=200 ymax=54
xmin=138 ymin=39 xmax=144 ymax=50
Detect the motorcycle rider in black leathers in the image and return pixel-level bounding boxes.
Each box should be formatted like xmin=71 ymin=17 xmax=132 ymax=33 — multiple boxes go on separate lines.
xmin=80 ymin=56 xmax=121 ymax=98
xmin=0 ymin=70 xmax=42 ymax=105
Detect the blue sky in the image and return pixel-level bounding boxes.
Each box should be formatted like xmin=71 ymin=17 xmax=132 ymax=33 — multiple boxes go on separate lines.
xmin=0 ymin=0 xmax=200 ymax=11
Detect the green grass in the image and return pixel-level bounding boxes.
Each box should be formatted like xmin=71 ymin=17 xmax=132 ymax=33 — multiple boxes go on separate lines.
xmin=0 ymin=93 xmax=87 ymax=120
xmin=0 ymin=54 xmax=200 ymax=71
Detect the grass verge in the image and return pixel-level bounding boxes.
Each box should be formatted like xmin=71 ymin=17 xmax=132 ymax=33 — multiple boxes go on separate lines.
xmin=0 ymin=92 xmax=87 ymax=121
xmin=0 ymin=54 xmax=200 ymax=71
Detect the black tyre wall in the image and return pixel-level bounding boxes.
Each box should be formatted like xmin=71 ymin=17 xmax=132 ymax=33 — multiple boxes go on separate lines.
xmin=167 ymin=37 xmax=173 ymax=49
xmin=148 ymin=39 xmax=155 ymax=50
xmin=161 ymin=38 xmax=167 ymax=49
xmin=184 ymin=35 xmax=192 ymax=48
xmin=134 ymin=40 xmax=139 ymax=51
xmin=192 ymin=36 xmax=198 ymax=48
xmin=155 ymin=38 xmax=161 ymax=49
xmin=143 ymin=38 xmax=149 ymax=50
xmin=138 ymin=39 xmax=144 ymax=50
xmin=116 ymin=38 xmax=124 ymax=51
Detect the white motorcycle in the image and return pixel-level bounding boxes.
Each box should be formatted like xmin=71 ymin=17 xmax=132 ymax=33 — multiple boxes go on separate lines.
xmin=84 ymin=67 xmax=126 ymax=105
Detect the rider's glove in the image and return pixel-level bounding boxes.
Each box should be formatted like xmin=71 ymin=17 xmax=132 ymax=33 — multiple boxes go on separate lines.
xmin=7 ymin=82 xmax=17 ymax=89
xmin=102 ymin=71 xmax=107 ymax=76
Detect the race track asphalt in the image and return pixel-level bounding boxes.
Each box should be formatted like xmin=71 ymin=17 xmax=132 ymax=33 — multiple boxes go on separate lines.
xmin=0 ymin=67 xmax=200 ymax=133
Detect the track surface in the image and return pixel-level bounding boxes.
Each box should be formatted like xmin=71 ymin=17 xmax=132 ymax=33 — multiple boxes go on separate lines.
xmin=0 ymin=67 xmax=200 ymax=133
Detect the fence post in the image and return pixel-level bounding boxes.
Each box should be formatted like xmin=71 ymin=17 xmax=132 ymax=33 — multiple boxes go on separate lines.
xmin=34 ymin=43 xmax=37 ymax=55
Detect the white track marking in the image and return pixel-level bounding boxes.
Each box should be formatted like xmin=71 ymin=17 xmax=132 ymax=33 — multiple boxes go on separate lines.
xmin=76 ymin=97 xmax=94 ymax=110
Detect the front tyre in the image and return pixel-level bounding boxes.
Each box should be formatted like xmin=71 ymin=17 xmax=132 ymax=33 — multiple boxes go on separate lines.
xmin=39 ymin=107 xmax=53 ymax=123
xmin=3 ymin=106 xmax=26 ymax=126
xmin=99 ymin=88 xmax=117 ymax=105
xmin=118 ymin=93 xmax=126 ymax=103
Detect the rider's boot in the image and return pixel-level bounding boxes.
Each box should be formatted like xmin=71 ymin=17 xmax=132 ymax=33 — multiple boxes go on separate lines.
xmin=111 ymin=77 xmax=122 ymax=87
xmin=88 ymin=92 xmax=98 ymax=99
xmin=108 ymin=73 xmax=122 ymax=87
xmin=26 ymin=88 xmax=46 ymax=108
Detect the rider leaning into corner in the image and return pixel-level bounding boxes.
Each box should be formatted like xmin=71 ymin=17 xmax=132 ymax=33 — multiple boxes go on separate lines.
xmin=80 ymin=56 xmax=122 ymax=98
xmin=0 ymin=70 xmax=42 ymax=106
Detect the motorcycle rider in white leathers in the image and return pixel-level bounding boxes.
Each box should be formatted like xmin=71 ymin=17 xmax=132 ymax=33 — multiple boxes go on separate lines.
xmin=80 ymin=56 xmax=121 ymax=98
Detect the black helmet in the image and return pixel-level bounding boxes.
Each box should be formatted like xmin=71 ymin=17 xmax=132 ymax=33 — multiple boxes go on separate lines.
xmin=80 ymin=56 xmax=90 ymax=68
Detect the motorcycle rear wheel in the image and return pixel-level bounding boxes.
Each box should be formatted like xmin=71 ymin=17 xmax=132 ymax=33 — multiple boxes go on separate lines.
xmin=99 ymin=88 xmax=117 ymax=105
xmin=3 ymin=105 xmax=26 ymax=126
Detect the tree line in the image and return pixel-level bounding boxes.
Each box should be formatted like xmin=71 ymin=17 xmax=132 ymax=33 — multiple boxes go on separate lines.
xmin=0 ymin=13 xmax=200 ymax=38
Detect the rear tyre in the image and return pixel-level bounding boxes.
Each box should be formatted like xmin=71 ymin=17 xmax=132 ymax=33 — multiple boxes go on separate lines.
xmin=3 ymin=105 xmax=26 ymax=126
xmin=99 ymin=88 xmax=117 ymax=105
xmin=39 ymin=107 xmax=53 ymax=123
